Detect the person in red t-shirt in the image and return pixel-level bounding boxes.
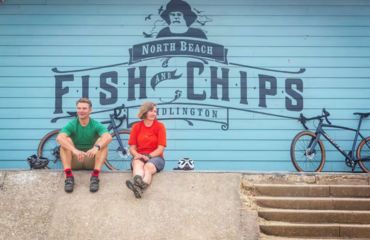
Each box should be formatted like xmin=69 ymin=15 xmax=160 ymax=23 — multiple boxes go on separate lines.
xmin=125 ymin=102 xmax=167 ymax=198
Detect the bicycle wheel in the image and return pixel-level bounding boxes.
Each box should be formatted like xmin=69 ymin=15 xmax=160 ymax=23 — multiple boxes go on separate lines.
xmin=105 ymin=129 xmax=131 ymax=170
xmin=37 ymin=129 xmax=63 ymax=169
xmin=290 ymin=131 xmax=326 ymax=172
xmin=357 ymin=136 xmax=370 ymax=173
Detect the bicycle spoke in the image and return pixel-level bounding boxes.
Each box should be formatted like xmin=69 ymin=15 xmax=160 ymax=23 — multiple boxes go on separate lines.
xmin=291 ymin=131 xmax=325 ymax=172
xmin=38 ymin=130 xmax=63 ymax=169
xmin=358 ymin=137 xmax=370 ymax=172
xmin=106 ymin=130 xmax=131 ymax=170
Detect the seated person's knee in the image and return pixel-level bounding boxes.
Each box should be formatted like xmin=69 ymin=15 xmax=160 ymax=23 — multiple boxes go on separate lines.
xmin=144 ymin=163 xmax=156 ymax=172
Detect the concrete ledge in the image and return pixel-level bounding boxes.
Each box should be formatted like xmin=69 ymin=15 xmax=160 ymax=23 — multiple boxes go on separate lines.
xmin=0 ymin=171 xmax=61 ymax=239
xmin=0 ymin=171 xmax=256 ymax=240
xmin=2 ymin=171 xmax=368 ymax=239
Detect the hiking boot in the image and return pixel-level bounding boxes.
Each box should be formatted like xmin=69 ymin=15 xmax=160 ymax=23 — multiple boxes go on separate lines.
xmin=133 ymin=175 xmax=149 ymax=190
xmin=90 ymin=176 xmax=100 ymax=193
xmin=126 ymin=179 xmax=142 ymax=198
xmin=64 ymin=176 xmax=74 ymax=193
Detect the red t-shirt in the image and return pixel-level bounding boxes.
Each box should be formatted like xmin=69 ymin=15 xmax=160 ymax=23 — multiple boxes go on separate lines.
xmin=128 ymin=120 xmax=167 ymax=156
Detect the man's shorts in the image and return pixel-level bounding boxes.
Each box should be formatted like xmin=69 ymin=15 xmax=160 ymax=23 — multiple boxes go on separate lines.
xmin=71 ymin=155 xmax=95 ymax=170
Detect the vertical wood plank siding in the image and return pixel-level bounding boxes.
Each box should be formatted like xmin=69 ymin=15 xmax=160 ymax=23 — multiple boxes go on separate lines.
xmin=0 ymin=0 xmax=369 ymax=171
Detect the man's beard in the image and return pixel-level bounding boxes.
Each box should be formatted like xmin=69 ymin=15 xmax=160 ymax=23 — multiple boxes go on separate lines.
xmin=169 ymin=25 xmax=188 ymax=34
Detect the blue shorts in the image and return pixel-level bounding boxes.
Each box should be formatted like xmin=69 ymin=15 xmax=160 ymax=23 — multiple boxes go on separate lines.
xmin=132 ymin=157 xmax=165 ymax=172
xmin=148 ymin=156 xmax=165 ymax=172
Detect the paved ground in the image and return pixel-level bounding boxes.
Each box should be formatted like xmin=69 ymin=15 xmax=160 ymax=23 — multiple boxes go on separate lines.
xmin=0 ymin=170 xmax=258 ymax=240
xmin=2 ymin=170 xmax=366 ymax=240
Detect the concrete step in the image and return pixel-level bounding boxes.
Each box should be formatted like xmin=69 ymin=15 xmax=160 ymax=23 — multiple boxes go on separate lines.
xmin=242 ymin=173 xmax=370 ymax=186
xmin=255 ymin=196 xmax=370 ymax=210
xmin=330 ymin=185 xmax=370 ymax=197
xmin=253 ymin=184 xmax=370 ymax=197
xmin=258 ymin=209 xmax=370 ymax=224
xmin=260 ymin=235 xmax=370 ymax=240
xmin=260 ymin=222 xmax=370 ymax=238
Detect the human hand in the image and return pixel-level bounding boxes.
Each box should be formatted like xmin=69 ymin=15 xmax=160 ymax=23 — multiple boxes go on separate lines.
xmin=134 ymin=154 xmax=149 ymax=162
xmin=86 ymin=147 xmax=98 ymax=159
xmin=73 ymin=149 xmax=87 ymax=162
xmin=142 ymin=154 xmax=150 ymax=161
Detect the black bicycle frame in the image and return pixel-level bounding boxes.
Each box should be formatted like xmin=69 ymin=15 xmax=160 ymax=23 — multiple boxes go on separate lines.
xmin=108 ymin=114 xmax=127 ymax=156
xmin=308 ymin=117 xmax=369 ymax=163
xmin=101 ymin=113 xmax=128 ymax=156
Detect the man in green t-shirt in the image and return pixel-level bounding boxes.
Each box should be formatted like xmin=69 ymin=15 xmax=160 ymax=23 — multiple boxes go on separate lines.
xmin=56 ymin=98 xmax=112 ymax=193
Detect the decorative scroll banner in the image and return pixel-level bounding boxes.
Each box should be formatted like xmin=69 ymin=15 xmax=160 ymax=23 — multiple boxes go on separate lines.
xmin=129 ymin=39 xmax=228 ymax=64
xmin=126 ymin=103 xmax=230 ymax=130
xmin=151 ymin=70 xmax=182 ymax=90
xmin=50 ymin=101 xmax=300 ymax=131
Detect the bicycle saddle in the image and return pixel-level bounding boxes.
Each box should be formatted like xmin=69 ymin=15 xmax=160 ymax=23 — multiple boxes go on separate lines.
xmin=353 ymin=112 xmax=370 ymax=118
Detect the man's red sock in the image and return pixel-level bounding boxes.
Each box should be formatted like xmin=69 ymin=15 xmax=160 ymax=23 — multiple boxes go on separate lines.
xmin=91 ymin=169 xmax=100 ymax=177
xmin=64 ymin=168 xmax=73 ymax=177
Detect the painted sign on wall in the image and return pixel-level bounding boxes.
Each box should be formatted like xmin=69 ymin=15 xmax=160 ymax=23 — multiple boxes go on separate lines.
xmin=53 ymin=0 xmax=305 ymax=130
xmin=0 ymin=0 xmax=369 ymax=170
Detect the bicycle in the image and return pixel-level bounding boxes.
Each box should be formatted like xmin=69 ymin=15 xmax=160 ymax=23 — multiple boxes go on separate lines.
xmin=290 ymin=108 xmax=370 ymax=172
xmin=37 ymin=105 xmax=131 ymax=170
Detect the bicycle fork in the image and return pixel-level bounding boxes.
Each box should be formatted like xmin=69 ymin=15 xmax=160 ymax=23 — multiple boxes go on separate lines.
xmin=109 ymin=114 xmax=128 ymax=156
xmin=346 ymin=117 xmax=364 ymax=170
xmin=348 ymin=116 xmax=367 ymax=171
xmin=306 ymin=121 xmax=324 ymax=156
xmin=306 ymin=134 xmax=320 ymax=157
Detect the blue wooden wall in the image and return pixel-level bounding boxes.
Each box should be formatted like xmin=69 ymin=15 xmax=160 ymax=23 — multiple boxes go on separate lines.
xmin=0 ymin=0 xmax=369 ymax=171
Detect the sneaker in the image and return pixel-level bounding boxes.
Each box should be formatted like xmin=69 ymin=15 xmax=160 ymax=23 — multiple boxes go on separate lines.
xmin=133 ymin=175 xmax=149 ymax=190
xmin=126 ymin=179 xmax=142 ymax=198
xmin=64 ymin=176 xmax=74 ymax=193
xmin=90 ymin=176 xmax=100 ymax=193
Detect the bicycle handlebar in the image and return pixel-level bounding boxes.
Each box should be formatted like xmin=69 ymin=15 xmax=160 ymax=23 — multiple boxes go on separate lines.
xmin=322 ymin=108 xmax=332 ymax=125
xmin=101 ymin=104 xmax=127 ymax=130
xmin=298 ymin=108 xmax=331 ymax=130
xmin=113 ymin=104 xmax=125 ymax=118
xmin=298 ymin=113 xmax=309 ymax=130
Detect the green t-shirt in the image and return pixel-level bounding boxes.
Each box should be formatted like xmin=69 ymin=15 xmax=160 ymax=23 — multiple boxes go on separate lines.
xmin=60 ymin=118 xmax=108 ymax=151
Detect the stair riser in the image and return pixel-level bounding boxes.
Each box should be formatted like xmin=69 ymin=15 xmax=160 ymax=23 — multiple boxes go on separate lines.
xmin=260 ymin=225 xmax=370 ymax=238
xmin=331 ymin=186 xmax=370 ymax=197
xmin=260 ymin=225 xmax=338 ymax=238
xmin=255 ymin=186 xmax=370 ymax=197
xmin=341 ymin=226 xmax=370 ymax=238
xmin=256 ymin=199 xmax=370 ymax=210
xmin=258 ymin=212 xmax=370 ymax=224
xmin=255 ymin=186 xmax=329 ymax=197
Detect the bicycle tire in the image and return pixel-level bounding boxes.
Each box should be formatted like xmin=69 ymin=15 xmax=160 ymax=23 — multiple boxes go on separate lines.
xmin=290 ymin=131 xmax=326 ymax=172
xmin=356 ymin=136 xmax=370 ymax=173
xmin=37 ymin=129 xmax=63 ymax=169
xmin=105 ymin=129 xmax=131 ymax=171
